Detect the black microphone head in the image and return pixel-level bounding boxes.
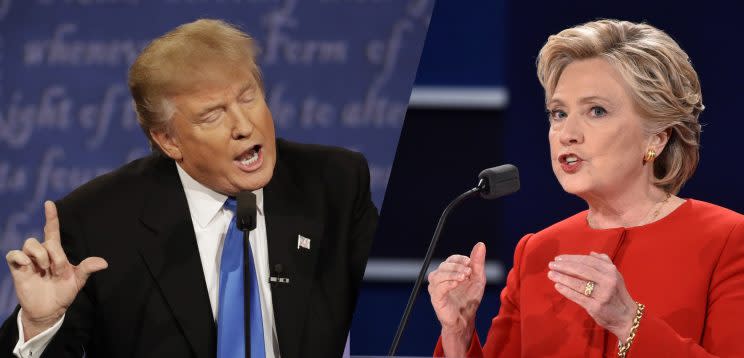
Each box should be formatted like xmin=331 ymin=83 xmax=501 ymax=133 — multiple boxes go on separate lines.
xmin=236 ymin=191 xmax=257 ymax=231
xmin=477 ymin=164 xmax=520 ymax=200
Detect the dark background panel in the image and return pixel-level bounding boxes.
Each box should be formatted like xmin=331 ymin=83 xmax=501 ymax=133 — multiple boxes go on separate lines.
xmin=351 ymin=0 xmax=744 ymax=356
xmin=412 ymin=0 xmax=507 ymax=87
xmin=370 ymin=109 xmax=508 ymax=259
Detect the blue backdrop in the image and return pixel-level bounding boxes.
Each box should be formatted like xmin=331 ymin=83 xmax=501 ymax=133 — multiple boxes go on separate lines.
xmin=0 ymin=0 xmax=433 ymax=324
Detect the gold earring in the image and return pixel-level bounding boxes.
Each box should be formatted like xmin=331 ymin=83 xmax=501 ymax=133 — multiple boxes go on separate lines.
xmin=643 ymin=149 xmax=656 ymax=165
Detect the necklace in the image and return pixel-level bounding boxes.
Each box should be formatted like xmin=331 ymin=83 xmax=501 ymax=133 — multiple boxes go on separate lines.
xmin=646 ymin=192 xmax=672 ymax=224
xmin=587 ymin=192 xmax=672 ymax=228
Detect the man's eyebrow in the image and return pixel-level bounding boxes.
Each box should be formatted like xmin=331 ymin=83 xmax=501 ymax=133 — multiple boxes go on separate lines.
xmin=238 ymin=82 xmax=257 ymax=95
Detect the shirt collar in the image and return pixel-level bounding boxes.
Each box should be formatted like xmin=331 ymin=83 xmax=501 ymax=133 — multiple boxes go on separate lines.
xmin=176 ymin=163 xmax=264 ymax=229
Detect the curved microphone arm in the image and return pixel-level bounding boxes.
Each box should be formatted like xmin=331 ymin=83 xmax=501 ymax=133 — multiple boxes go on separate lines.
xmin=387 ymin=185 xmax=482 ymax=356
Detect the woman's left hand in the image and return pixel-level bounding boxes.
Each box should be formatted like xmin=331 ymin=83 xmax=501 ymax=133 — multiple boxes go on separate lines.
xmin=547 ymin=251 xmax=638 ymax=341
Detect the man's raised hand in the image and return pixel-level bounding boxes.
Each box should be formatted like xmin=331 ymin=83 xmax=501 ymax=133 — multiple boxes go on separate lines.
xmin=5 ymin=201 xmax=108 ymax=340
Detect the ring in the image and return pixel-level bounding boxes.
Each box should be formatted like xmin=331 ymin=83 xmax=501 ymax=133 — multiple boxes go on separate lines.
xmin=583 ymin=281 xmax=596 ymax=297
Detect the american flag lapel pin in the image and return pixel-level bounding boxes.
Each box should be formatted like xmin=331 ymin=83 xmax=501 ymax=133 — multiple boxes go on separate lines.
xmin=297 ymin=234 xmax=311 ymax=250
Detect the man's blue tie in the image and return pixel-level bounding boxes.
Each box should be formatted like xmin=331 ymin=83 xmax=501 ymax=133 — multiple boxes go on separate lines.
xmin=218 ymin=197 xmax=266 ymax=358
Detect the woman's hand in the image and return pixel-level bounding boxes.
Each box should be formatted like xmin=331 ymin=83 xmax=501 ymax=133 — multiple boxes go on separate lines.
xmin=547 ymin=251 xmax=637 ymax=341
xmin=428 ymin=242 xmax=487 ymax=356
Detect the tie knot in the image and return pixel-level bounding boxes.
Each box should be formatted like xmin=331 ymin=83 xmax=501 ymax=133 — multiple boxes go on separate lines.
xmin=224 ymin=197 xmax=238 ymax=213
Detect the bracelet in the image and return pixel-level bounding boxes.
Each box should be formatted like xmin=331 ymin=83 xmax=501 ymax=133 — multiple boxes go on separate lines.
xmin=617 ymin=302 xmax=645 ymax=358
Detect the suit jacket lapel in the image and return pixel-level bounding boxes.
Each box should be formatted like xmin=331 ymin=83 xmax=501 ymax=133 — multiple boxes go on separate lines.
xmin=264 ymin=157 xmax=323 ymax=358
xmin=136 ymin=157 xmax=216 ymax=358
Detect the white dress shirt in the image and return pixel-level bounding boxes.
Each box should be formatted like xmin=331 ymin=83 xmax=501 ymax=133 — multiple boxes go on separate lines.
xmin=14 ymin=163 xmax=280 ymax=357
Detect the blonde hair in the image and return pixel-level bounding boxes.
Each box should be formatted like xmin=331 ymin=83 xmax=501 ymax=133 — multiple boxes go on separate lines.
xmin=128 ymin=19 xmax=263 ymax=153
xmin=536 ymin=19 xmax=704 ymax=194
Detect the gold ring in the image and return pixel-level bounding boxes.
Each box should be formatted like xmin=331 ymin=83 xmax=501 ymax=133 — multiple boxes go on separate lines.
xmin=583 ymin=281 xmax=595 ymax=297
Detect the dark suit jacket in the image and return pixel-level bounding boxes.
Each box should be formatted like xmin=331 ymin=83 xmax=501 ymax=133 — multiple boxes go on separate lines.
xmin=0 ymin=139 xmax=378 ymax=358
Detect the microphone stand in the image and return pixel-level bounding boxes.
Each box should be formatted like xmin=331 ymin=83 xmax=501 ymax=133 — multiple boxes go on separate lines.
xmin=244 ymin=231 xmax=251 ymax=358
xmin=235 ymin=191 xmax=258 ymax=358
xmin=387 ymin=180 xmax=486 ymax=356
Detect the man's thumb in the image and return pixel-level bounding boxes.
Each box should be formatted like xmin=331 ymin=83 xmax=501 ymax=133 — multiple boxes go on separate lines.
xmin=75 ymin=257 xmax=109 ymax=282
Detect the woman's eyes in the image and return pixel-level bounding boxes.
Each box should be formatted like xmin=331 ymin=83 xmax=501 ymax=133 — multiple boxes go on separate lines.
xmin=547 ymin=109 xmax=567 ymax=121
xmin=590 ymin=106 xmax=607 ymax=117
xmin=547 ymin=106 xmax=608 ymax=122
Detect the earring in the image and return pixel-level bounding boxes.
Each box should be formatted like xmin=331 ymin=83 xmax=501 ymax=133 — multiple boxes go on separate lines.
xmin=643 ymin=149 xmax=656 ymax=165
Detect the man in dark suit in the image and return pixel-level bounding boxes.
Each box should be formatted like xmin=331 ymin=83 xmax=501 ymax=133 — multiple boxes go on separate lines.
xmin=0 ymin=19 xmax=377 ymax=358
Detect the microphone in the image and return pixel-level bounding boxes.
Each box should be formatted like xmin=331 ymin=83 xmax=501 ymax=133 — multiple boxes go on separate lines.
xmin=236 ymin=191 xmax=257 ymax=231
xmin=236 ymin=191 xmax=257 ymax=358
xmin=477 ymin=164 xmax=520 ymax=200
xmin=387 ymin=164 xmax=520 ymax=356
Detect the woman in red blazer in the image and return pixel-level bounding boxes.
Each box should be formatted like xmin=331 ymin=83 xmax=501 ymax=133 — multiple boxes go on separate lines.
xmin=429 ymin=19 xmax=744 ymax=357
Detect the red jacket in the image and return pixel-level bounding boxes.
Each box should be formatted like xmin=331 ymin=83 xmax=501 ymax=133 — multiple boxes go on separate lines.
xmin=435 ymin=199 xmax=744 ymax=357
